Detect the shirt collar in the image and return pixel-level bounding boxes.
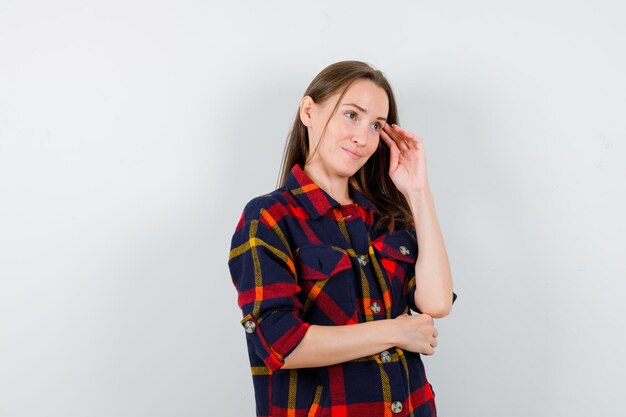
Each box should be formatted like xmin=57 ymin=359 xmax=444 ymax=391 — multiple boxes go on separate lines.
xmin=285 ymin=163 xmax=379 ymax=220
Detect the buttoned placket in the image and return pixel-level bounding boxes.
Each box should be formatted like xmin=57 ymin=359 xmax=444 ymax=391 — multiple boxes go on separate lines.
xmin=339 ymin=206 xmax=415 ymax=414
xmin=332 ymin=196 xmax=415 ymax=413
xmin=337 ymin=205 xmax=381 ymax=319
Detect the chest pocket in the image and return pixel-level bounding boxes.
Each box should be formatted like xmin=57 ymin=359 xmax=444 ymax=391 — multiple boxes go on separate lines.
xmin=295 ymin=244 xmax=357 ymax=325
xmin=371 ymin=228 xmax=418 ymax=314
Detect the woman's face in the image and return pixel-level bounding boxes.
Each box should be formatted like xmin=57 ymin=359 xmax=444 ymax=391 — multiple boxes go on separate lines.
xmin=301 ymin=79 xmax=389 ymax=178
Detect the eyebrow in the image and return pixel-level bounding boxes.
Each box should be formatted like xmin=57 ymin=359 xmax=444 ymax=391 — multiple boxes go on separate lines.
xmin=342 ymin=103 xmax=387 ymax=122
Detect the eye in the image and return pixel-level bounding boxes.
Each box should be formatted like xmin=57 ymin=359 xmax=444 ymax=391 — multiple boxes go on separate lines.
xmin=345 ymin=111 xmax=357 ymax=121
xmin=371 ymin=121 xmax=382 ymax=131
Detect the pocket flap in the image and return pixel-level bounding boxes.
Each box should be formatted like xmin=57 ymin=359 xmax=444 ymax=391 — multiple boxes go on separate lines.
xmin=296 ymin=245 xmax=352 ymax=280
xmin=371 ymin=228 xmax=418 ymax=263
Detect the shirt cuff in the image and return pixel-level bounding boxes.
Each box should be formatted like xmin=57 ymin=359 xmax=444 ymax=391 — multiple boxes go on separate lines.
xmin=240 ymin=312 xmax=310 ymax=371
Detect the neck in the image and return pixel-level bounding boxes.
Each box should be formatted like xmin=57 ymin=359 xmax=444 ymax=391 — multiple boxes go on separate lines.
xmin=303 ymin=162 xmax=353 ymax=205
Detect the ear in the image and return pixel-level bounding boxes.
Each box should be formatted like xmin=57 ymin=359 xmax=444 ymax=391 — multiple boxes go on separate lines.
xmin=299 ymin=96 xmax=315 ymax=127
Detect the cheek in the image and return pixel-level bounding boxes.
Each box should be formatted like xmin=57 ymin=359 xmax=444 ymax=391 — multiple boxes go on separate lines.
xmin=328 ymin=120 xmax=349 ymax=138
xmin=334 ymin=114 xmax=358 ymax=132
xmin=323 ymin=122 xmax=347 ymax=149
xmin=368 ymin=136 xmax=381 ymax=156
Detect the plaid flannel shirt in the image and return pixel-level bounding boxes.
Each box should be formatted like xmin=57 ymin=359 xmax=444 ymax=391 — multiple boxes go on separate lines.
xmin=228 ymin=163 xmax=457 ymax=417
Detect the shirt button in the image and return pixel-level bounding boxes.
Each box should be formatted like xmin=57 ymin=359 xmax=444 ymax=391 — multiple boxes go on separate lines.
xmin=399 ymin=245 xmax=410 ymax=256
xmin=391 ymin=401 xmax=403 ymax=413
xmin=357 ymin=254 xmax=367 ymax=266
xmin=243 ymin=320 xmax=256 ymax=333
xmin=370 ymin=301 xmax=381 ymax=314
xmin=380 ymin=350 xmax=391 ymax=363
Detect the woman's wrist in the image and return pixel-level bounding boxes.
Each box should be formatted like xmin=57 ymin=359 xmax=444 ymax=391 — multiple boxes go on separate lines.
xmin=405 ymin=188 xmax=433 ymax=207
xmin=384 ymin=317 xmax=403 ymax=348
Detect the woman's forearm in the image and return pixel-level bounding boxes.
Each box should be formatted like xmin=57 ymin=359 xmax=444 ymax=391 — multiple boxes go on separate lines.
xmin=281 ymin=320 xmax=398 ymax=369
xmin=406 ymin=188 xmax=453 ymax=318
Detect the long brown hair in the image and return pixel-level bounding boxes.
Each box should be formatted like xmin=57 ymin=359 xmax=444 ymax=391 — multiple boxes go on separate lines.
xmin=277 ymin=60 xmax=412 ymax=232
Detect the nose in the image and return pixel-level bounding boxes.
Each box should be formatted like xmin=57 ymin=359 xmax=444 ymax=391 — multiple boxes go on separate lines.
xmin=350 ymin=124 xmax=369 ymax=146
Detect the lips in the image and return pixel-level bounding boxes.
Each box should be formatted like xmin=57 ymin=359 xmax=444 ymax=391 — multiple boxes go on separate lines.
xmin=342 ymin=147 xmax=361 ymax=159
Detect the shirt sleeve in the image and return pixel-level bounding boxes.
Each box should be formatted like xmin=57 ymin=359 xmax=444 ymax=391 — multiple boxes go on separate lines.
xmin=405 ymin=225 xmax=458 ymax=314
xmin=228 ymin=201 xmax=309 ymax=371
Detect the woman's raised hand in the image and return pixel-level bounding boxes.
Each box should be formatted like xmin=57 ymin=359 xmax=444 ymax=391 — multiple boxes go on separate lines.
xmin=391 ymin=313 xmax=439 ymax=355
xmin=380 ymin=124 xmax=430 ymax=196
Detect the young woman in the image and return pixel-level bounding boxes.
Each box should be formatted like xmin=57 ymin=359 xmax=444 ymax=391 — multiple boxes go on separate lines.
xmin=228 ymin=61 xmax=457 ymax=417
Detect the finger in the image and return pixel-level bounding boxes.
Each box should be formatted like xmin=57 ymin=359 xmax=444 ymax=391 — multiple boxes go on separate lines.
xmin=391 ymin=124 xmax=412 ymax=146
xmin=433 ymin=327 xmax=439 ymax=338
xmin=381 ymin=129 xmax=400 ymax=170
xmin=380 ymin=127 xmax=395 ymax=147
xmin=392 ymin=124 xmax=422 ymax=150
xmin=392 ymin=124 xmax=417 ymax=140
xmin=384 ymin=124 xmax=409 ymax=153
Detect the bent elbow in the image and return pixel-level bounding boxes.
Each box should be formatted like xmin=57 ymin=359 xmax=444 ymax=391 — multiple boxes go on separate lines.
xmin=429 ymin=305 xmax=452 ymax=319
xmin=415 ymin=290 xmax=456 ymax=318
xmin=418 ymin=300 xmax=453 ymax=319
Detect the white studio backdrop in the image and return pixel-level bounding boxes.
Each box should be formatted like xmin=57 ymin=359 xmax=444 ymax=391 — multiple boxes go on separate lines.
xmin=1 ymin=1 xmax=625 ymax=416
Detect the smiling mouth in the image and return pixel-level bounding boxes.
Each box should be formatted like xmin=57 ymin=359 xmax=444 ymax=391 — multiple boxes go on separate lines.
xmin=342 ymin=147 xmax=361 ymax=159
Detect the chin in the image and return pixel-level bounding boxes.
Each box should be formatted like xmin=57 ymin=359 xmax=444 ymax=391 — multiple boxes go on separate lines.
xmin=333 ymin=161 xmax=363 ymax=178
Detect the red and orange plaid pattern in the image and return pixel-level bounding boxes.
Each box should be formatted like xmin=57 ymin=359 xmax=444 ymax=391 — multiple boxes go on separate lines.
xmin=228 ymin=163 xmax=457 ymax=417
